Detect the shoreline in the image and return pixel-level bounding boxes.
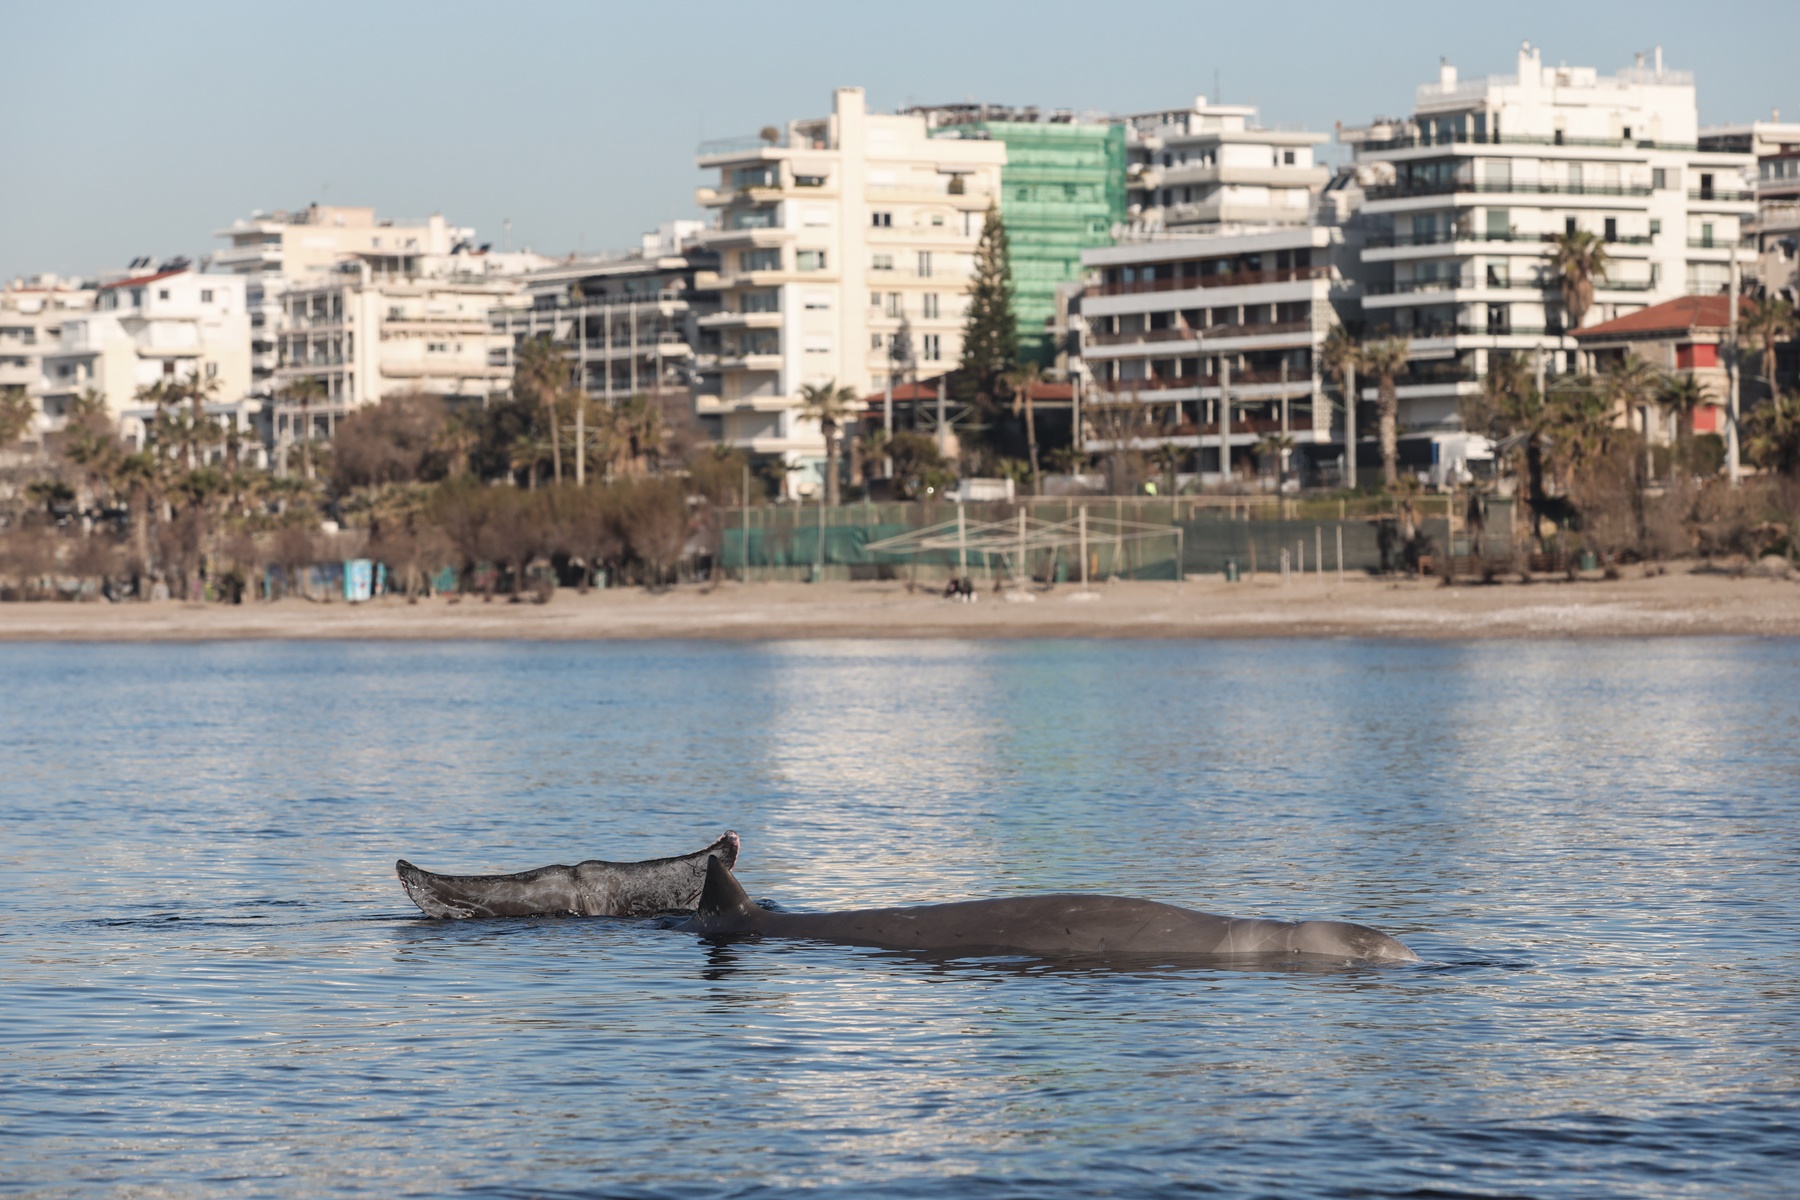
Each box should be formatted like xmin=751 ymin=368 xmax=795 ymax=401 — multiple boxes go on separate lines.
xmin=1 ymin=570 xmax=1797 ymax=642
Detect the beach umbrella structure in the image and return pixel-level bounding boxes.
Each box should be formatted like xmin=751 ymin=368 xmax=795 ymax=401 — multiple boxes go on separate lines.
xmin=864 ymin=505 xmax=1183 ymax=593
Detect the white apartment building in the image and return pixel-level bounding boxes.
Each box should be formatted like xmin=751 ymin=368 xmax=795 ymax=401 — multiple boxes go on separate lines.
xmin=207 ymin=206 xmax=480 ymax=398
xmin=1699 ymin=119 xmax=1800 ymax=300
xmin=38 ymin=262 xmax=252 ymax=449
xmin=272 ymin=257 xmax=518 ymax=465
xmin=692 ymin=87 xmax=1006 ymax=492
xmin=1123 ymin=98 xmax=1329 ymax=232
xmin=1081 ymin=226 xmax=1350 ymax=484
xmin=1340 ymin=43 xmax=1755 ymax=434
xmin=489 ymin=221 xmax=714 ymax=413
xmin=1 ymin=275 xmax=94 ymax=440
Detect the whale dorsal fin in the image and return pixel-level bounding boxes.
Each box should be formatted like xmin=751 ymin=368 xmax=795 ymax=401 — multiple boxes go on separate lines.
xmin=697 ymin=854 xmax=758 ymax=924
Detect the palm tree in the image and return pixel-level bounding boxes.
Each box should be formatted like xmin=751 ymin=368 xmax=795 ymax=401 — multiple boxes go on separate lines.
xmin=1320 ymin=326 xmax=1360 ymax=479
xmin=514 ymin=334 xmax=569 ymax=484
xmin=1002 ymin=360 xmax=1045 ymax=495
xmin=1549 ymin=230 xmax=1611 ymax=344
xmin=1739 ymin=297 xmax=1798 ymax=402
xmin=1464 ymin=353 xmax=1550 ymax=551
xmin=280 ymin=375 xmax=327 ymax=480
xmin=1658 ymin=373 xmax=1710 ymax=467
xmin=1744 ymin=391 xmax=1800 ymax=475
xmin=1359 ymin=337 xmax=1411 ymax=487
xmin=798 ymin=380 xmax=860 ymax=505
xmin=1597 ymin=353 xmax=1664 ymax=449
xmin=0 ymin=385 xmax=33 ymax=447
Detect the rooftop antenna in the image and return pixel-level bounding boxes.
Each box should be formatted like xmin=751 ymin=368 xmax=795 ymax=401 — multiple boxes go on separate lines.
xmin=503 ymin=218 xmax=512 ymax=252
xmin=1214 ymin=68 xmax=1221 ymax=104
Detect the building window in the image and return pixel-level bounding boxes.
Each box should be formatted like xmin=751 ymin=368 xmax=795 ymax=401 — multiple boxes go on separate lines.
xmin=1282 ymin=149 xmax=1296 ymax=165
xmin=1486 ymin=259 xmax=1510 ymax=289
xmin=1565 ymin=216 xmax=1578 ymax=236
xmin=923 ymin=334 xmax=941 ymax=361
xmin=1604 ymin=217 xmax=1618 ymax=243
xmin=871 ymin=333 xmax=885 ymax=350
xmin=741 ymin=248 xmax=781 ymax=272
xmin=794 ymin=174 xmax=826 ymax=188
xmin=200 ymin=289 xmax=214 ymax=303
xmin=427 ymin=342 xmax=447 ymax=353
xmin=931 ymin=213 xmax=945 ymax=226
xmin=870 ymin=291 xmax=883 ymax=309
xmin=884 ymin=293 xmax=902 ymax=318
xmin=917 ymin=251 xmax=932 ymax=277
xmin=1650 ymin=219 xmax=1662 ymax=237
xmin=922 ymin=293 xmax=940 ymax=319
xmin=796 ymin=250 xmax=826 ymax=271
xmin=158 ymin=289 xmax=170 ymax=300
xmin=872 ymin=254 xmax=894 ymax=271
xmin=871 ymin=212 xmax=893 ymax=228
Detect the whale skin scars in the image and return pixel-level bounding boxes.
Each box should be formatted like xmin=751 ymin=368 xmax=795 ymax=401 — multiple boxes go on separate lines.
xmin=685 ymin=855 xmax=1420 ymax=963
xmin=396 ymin=832 xmax=739 ymax=919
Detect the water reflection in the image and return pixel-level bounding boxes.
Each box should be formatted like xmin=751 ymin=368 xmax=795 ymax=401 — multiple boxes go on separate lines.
xmin=1 ymin=638 xmax=1796 ymax=1199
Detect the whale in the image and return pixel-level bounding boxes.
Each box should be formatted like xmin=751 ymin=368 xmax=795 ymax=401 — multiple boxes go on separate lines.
xmin=396 ymin=832 xmax=739 ymax=919
xmin=684 ymin=856 xmax=1420 ymax=963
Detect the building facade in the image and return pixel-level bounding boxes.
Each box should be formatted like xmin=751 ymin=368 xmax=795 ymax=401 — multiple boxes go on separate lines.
xmin=1 ymin=275 xmax=95 ymax=440
xmin=1698 ymin=119 xmax=1800 ymax=301
xmin=38 ymin=263 xmax=251 ymax=448
xmin=1572 ymin=294 xmax=1737 ymax=441
xmin=1340 ymin=43 xmax=1756 ymax=434
xmin=909 ymin=106 xmax=1127 ymax=364
xmin=692 ymin=87 xmax=1006 ymax=492
xmin=271 ymin=258 xmax=519 ymax=465
xmin=208 ymin=206 xmax=483 ymax=400
xmin=1124 ymin=97 xmax=1329 ymax=233
xmin=489 ymin=222 xmax=717 ymax=416
xmin=1080 ymin=226 xmax=1351 ymax=484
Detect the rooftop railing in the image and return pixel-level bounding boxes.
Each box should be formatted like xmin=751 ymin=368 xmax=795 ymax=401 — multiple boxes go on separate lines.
xmin=1355 ymin=129 xmax=1698 ymax=154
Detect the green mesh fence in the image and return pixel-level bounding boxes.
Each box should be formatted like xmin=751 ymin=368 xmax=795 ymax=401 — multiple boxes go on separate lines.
xmin=716 ymin=498 xmax=1513 ymax=581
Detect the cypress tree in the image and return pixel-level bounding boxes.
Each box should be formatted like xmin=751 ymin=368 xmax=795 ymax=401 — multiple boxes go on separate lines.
xmin=959 ymin=204 xmax=1018 ymax=406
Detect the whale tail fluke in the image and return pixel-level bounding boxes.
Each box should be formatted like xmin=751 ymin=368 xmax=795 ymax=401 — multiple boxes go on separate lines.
xmin=695 ymin=854 xmax=760 ymax=930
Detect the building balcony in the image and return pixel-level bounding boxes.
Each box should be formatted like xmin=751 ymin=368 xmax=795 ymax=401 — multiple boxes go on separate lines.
xmin=1688 ymin=188 xmax=1756 ymax=204
xmin=1088 ymin=264 xmax=1330 ymax=298
xmin=1363 ymin=230 xmax=1654 ymax=255
xmin=697 ymin=310 xmax=782 ymax=329
xmin=1366 ymin=180 xmax=1655 ymax=202
xmin=696 ymin=352 xmax=782 ymax=373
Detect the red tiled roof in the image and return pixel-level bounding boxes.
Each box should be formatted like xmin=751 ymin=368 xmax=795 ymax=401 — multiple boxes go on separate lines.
xmin=1573 ymin=294 xmax=1754 ymax=340
xmin=97 ymin=267 xmax=188 ymax=291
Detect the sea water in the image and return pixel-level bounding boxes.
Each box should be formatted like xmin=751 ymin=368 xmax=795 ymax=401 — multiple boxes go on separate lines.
xmin=1 ymin=638 xmax=1795 ymax=1198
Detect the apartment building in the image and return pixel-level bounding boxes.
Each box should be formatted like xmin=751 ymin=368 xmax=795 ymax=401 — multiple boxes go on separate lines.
xmin=1080 ymin=226 xmax=1349 ymax=484
xmin=207 ymin=206 xmax=480 ymax=398
xmin=909 ymin=105 xmax=1126 ymax=363
xmin=1 ymin=275 xmax=94 ymax=440
xmin=1698 ymin=118 xmax=1800 ymax=300
xmin=38 ymin=262 xmax=251 ymax=447
xmin=1340 ymin=43 xmax=1755 ymax=435
xmin=271 ymin=256 xmax=519 ymax=465
xmin=692 ymin=87 xmax=1006 ymax=493
xmin=1124 ymin=97 xmax=1330 ymax=233
xmin=489 ymin=222 xmax=717 ymax=415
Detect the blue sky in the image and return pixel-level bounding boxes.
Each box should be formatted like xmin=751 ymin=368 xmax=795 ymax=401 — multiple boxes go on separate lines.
xmin=3 ymin=0 xmax=1793 ymax=282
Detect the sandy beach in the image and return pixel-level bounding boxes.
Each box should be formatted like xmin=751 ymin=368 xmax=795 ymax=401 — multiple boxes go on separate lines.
xmin=2 ymin=568 xmax=1798 ymax=641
